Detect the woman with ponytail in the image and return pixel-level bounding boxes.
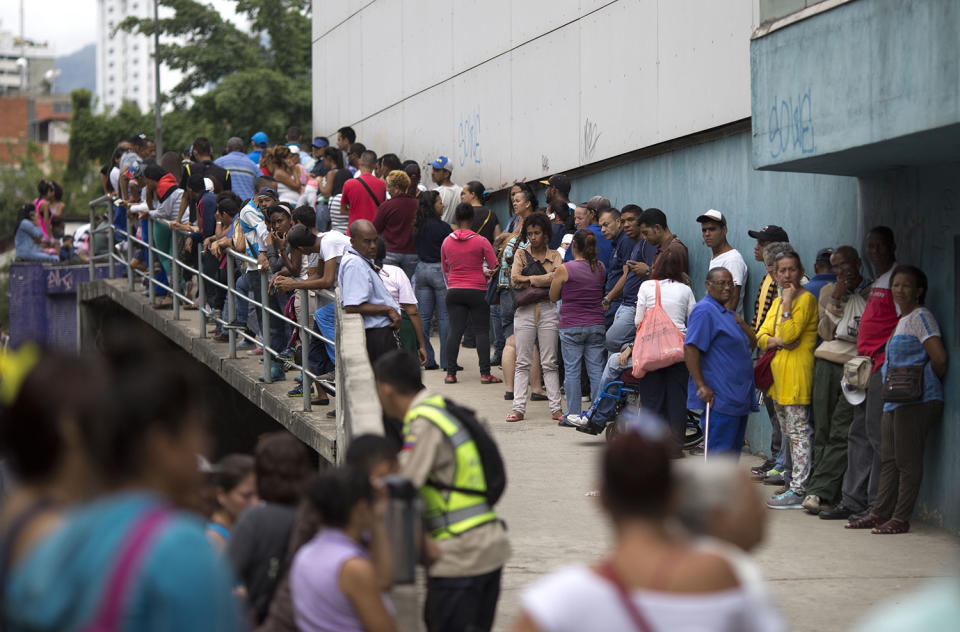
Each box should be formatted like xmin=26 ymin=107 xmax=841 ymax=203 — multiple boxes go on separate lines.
xmin=413 ymin=191 xmax=453 ymax=370
xmin=461 ymin=181 xmax=501 ymax=245
xmin=550 ymin=229 xmax=607 ymax=425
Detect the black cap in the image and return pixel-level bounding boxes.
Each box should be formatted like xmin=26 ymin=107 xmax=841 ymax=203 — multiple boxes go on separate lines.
xmin=539 ymin=174 xmax=571 ymax=195
xmin=747 ymin=224 xmax=789 ymax=242
xmin=815 ymin=247 xmax=834 ymax=266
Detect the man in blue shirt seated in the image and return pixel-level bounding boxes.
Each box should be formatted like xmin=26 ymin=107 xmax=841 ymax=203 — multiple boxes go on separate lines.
xmin=684 ymin=267 xmax=758 ymax=458
xmin=563 ymin=197 xmax=612 ymax=267
xmin=338 ymin=219 xmax=402 ymax=362
xmin=603 ymin=205 xmax=657 ymax=353
xmin=597 ymin=207 xmax=636 ymax=327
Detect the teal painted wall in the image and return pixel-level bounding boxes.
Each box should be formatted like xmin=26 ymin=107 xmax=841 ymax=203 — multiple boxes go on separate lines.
xmin=859 ymin=164 xmax=960 ymax=531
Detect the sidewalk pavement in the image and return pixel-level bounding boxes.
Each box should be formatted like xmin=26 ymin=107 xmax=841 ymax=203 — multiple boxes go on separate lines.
xmin=421 ymin=343 xmax=959 ymax=632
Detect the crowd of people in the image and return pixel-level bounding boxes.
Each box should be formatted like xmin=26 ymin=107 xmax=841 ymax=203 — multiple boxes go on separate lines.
xmin=12 ymin=179 xmax=103 ymax=265
xmin=1 ymin=121 xmax=950 ymax=630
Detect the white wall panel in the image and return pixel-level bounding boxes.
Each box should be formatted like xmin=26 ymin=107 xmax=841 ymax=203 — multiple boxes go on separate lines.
xmin=313 ymin=0 xmax=757 ymax=188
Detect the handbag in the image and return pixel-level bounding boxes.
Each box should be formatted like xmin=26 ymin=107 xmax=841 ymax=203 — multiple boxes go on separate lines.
xmin=882 ymin=365 xmax=924 ymax=402
xmin=484 ymin=234 xmax=515 ymax=306
xmin=512 ymin=249 xmax=549 ymax=307
xmin=631 ymin=281 xmax=686 ymax=378
xmin=753 ymin=303 xmax=781 ymax=391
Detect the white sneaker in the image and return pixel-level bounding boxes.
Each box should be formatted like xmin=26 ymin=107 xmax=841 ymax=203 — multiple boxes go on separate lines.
xmin=562 ymin=413 xmax=588 ymax=428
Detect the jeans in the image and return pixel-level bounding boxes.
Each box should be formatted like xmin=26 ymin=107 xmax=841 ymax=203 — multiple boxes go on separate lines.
xmin=559 ymin=325 xmax=606 ymax=415
xmin=414 ymin=262 xmax=449 ymax=368
xmin=235 ymin=269 xmax=261 ymax=335
xmin=425 ymin=568 xmax=502 ymax=632
xmin=765 ymin=394 xmax=783 ymax=462
xmin=365 ymin=326 xmax=399 ymax=363
xmin=445 ymin=289 xmax=491 ymax=375
xmin=315 ymin=202 xmax=330 ymax=232
xmin=592 ymin=352 xmax=632 ymax=424
xmin=384 ymin=252 xmax=418 ymax=279
xmin=497 ymin=288 xmax=516 ymax=339
xmin=266 ymin=289 xmax=291 ymax=367
xmin=604 ymin=303 xmax=636 ymax=353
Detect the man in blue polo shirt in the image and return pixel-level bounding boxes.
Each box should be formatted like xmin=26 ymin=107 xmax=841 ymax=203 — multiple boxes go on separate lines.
xmin=338 ymin=219 xmax=402 ymax=362
xmin=216 ymin=137 xmax=260 ymax=202
xmin=603 ymin=205 xmax=657 ymax=353
xmin=684 ymin=267 xmax=758 ymax=458
xmin=597 ymin=207 xmax=635 ymax=327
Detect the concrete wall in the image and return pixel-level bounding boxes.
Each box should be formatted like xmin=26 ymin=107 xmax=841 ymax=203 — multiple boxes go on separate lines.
xmin=859 ymin=163 xmax=960 ymax=530
xmin=313 ymin=0 xmax=757 ymax=189
xmin=751 ymin=0 xmax=960 ymax=175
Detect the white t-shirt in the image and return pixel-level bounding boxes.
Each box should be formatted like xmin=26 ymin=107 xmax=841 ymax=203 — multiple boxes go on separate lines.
xmin=109 ymin=166 xmax=120 ymax=191
xmin=436 ymin=183 xmax=463 ymax=223
xmin=522 ymin=564 xmax=784 ymax=632
xmin=378 ymin=264 xmax=417 ymax=306
xmin=319 ymin=230 xmax=351 ymax=262
xmin=709 ymin=248 xmax=748 ymax=315
xmin=635 ymin=279 xmax=698 ymax=335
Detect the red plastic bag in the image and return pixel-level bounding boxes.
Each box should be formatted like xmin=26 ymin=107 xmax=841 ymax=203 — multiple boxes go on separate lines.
xmin=631 ymin=281 xmax=686 ymax=378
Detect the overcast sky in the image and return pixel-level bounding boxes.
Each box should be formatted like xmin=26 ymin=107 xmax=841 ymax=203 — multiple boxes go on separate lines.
xmin=0 ymin=0 xmax=247 ymax=57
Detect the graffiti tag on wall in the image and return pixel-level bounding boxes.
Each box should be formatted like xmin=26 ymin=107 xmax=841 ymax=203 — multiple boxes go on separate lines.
xmin=457 ymin=109 xmax=482 ymax=167
xmin=768 ymin=90 xmax=816 ymax=159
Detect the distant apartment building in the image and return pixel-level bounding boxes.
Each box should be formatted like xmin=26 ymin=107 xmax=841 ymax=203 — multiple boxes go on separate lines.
xmin=0 ymin=23 xmax=56 ymax=95
xmin=96 ymin=0 xmax=154 ymax=113
xmin=0 ymin=93 xmax=72 ymax=164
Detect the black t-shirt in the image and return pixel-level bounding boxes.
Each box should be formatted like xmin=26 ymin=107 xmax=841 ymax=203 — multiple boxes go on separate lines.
xmin=470 ymin=206 xmax=500 ymax=245
xmin=227 ymin=502 xmax=297 ymax=623
xmin=414 ymin=216 xmax=453 ymax=263
xmin=180 ymin=159 xmax=231 ymax=193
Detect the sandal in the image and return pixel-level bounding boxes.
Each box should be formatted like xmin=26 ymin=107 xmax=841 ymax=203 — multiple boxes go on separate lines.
xmin=845 ymin=513 xmax=887 ymax=530
xmin=551 ymin=410 xmax=564 ymax=422
xmin=872 ymin=518 xmax=910 ymax=535
xmin=444 ymin=373 xmax=457 ymax=384
xmin=480 ymin=374 xmax=503 ymax=384
xmin=505 ymin=412 xmax=524 ymax=423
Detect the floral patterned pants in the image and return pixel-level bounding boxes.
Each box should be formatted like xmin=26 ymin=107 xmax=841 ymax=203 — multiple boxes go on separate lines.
xmin=774 ymin=402 xmax=813 ymax=494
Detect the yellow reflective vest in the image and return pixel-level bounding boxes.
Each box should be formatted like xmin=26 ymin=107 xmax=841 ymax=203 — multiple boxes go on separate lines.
xmin=404 ymin=394 xmax=498 ymax=540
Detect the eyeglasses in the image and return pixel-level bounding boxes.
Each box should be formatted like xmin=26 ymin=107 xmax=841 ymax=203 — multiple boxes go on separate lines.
xmin=709 ymin=281 xmax=735 ymax=288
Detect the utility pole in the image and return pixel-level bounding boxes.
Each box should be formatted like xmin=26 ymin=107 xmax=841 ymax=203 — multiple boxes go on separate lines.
xmin=18 ymin=0 xmax=26 ymax=92
xmin=153 ymin=0 xmax=163 ymax=155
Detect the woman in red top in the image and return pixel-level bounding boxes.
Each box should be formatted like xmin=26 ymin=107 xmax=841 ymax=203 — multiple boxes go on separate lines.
xmin=441 ymin=203 xmax=502 ymax=384
xmin=373 ymin=170 xmax=418 ymax=278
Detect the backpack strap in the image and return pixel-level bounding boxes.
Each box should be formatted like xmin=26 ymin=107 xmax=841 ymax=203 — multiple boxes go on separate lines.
xmin=356 ymin=176 xmax=382 ymax=208
xmin=83 ymin=506 xmax=172 ymax=631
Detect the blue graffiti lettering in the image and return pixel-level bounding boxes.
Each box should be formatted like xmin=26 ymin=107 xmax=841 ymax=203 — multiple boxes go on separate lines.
xmin=457 ymin=109 xmax=482 ymax=167
xmin=768 ymin=90 xmax=815 ymax=159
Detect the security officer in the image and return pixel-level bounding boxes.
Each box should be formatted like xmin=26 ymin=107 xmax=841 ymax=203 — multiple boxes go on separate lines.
xmin=374 ymin=350 xmax=510 ymax=632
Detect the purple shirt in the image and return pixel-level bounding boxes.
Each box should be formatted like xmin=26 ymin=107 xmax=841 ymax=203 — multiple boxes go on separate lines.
xmin=290 ymin=528 xmax=393 ymax=632
xmin=559 ymin=259 xmax=607 ymax=329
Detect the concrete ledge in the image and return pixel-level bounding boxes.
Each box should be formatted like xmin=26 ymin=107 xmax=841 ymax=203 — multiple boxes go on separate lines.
xmin=79 ymin=279 xmax=337 ymax=462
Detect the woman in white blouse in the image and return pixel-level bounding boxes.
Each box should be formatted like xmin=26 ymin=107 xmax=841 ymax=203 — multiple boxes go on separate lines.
xmin=631 ymin=248 xmax=697 ymax=452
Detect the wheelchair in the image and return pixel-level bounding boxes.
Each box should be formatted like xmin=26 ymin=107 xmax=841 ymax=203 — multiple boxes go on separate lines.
xmin=581 ymin=369 xmax=705 ymax=448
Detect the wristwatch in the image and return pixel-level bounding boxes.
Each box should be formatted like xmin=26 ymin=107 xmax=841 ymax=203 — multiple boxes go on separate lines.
xmin=601 ymin=297 xmax=611 ymax=307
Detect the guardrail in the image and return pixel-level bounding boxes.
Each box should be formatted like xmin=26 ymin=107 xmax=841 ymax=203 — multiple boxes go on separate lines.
xmin=87 ymin=194 xmax=334 ymax=413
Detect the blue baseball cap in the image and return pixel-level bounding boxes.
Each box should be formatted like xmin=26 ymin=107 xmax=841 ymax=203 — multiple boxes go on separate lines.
xmin=430 ymin=155 xmax=453 ymax=173
xmin=312 ymin=136 xmax=329 ymax=149
xmin=251 ymin=131 xmax=268 ymax=147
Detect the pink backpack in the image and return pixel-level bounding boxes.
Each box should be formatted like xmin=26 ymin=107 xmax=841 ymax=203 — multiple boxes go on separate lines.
xmin=631 ymin=281 xmax=686 ymax=378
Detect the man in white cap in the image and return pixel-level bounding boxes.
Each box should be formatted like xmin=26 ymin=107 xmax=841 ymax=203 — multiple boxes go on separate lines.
xmin=697 ymin=209 xmax=747 ymax=315
xmin=430 ymin=155 xmax=462 ymax=224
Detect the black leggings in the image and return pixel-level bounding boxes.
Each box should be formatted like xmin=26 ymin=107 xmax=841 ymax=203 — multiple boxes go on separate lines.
xmin=445 ymin=288 xmax=491 ymax=375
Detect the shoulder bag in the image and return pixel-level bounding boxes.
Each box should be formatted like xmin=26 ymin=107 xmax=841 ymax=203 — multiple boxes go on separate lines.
xmin=631 ymin=281 xmax=686 ymax=378
xmin=753 ymin=303 xmax=781 ymax=391
xmin=356 ymin=175 xmax=382 ymax=208
xmin=881 ymin=365 xmax=924 ymax=402
xmin=594 ymin=559 xmax=656 ymax=632
xmin=512 ymin=249 xmax=549 ymax=307
xmin=485 ymin=234 xmax=514 ymax=306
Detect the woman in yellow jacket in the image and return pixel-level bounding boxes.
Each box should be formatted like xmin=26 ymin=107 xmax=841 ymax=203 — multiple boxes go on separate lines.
xmin=756 ymin=250 xmax=819 ymax=509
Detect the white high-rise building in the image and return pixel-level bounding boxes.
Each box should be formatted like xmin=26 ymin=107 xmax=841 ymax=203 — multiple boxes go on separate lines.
xmin=95 ymin=0 xmax=153 ymax=113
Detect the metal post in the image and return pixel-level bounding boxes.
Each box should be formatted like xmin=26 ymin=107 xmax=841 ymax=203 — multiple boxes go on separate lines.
xmin=227 ymin=254 xmax=237 ymax=359
xmin=299 ymin=289 xmax=311 ymax=412
xmin=107 ymin=217 xmax=115 ymax=279
xmin=88 ymin=201 xmax=95 ymax=281
xmin=152 ymin=0 xmax=163 ymax=156
xmin=197 ymin=245 xmax=206 ymax=338
xmin=147 ymin=218 xmax=155 ymax=302
xmin=126 ymin=215 xmax=134 ymax=291
xmin=260 ymin=270 xmax=271 ymax=384
xmin=171 ymin=228 xmax=180 ymax=320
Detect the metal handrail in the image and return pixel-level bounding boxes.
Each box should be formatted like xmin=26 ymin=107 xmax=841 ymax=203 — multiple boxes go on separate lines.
xmin=88 ymin=196 xmax=336 ymax=412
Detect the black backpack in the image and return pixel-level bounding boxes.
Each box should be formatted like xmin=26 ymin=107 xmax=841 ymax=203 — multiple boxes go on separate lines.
xmin=429 ymin=398 xmax=507 ymax=507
